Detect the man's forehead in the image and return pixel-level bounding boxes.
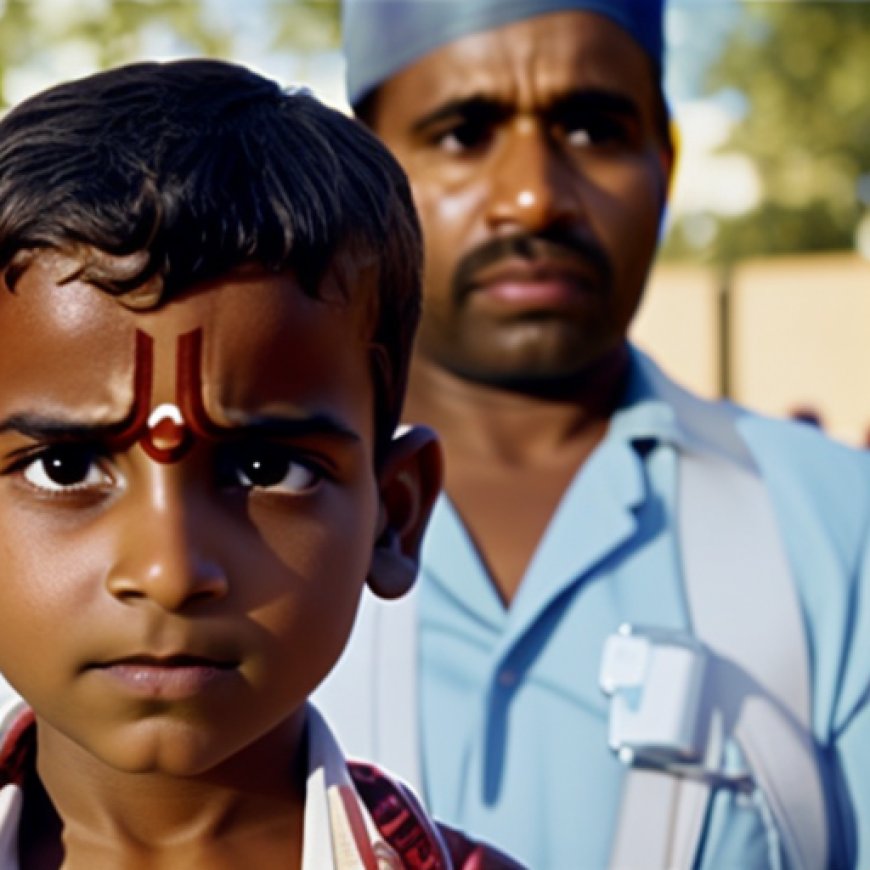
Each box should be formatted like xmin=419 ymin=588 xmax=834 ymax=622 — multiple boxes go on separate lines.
xmin=380 ymin=11 xmax=656 ymax=120
xmin=344 ymin=0 xmax=663 ymax=107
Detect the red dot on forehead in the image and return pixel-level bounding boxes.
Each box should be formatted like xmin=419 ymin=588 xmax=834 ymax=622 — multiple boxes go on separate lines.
xmin=147 ymin=405 xmax=188 ymax=451
xmin=140 ymin=403 xmax=193 ymax=463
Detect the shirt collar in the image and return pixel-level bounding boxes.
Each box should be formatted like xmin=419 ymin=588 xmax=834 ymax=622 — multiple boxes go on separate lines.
xmin=0 ymin=701 xmax=33 ymax=789
xmin=607 ymin=346 xmax=684 ymax=450
xmin=620 ymin=345 xmax=756 ymax=470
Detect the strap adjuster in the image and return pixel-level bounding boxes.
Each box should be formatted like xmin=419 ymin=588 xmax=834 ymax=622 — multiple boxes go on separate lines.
xmin=599 ymin=624 xmax=752 ymax=791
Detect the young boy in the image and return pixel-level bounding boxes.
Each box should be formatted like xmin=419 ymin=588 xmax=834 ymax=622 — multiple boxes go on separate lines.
xmin=0 ymin=60 xmax=521 ymax=869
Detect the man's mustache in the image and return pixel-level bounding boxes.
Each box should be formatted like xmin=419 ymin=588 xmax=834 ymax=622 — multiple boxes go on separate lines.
xmin=451 ymin=229 xmax=614 ymax=300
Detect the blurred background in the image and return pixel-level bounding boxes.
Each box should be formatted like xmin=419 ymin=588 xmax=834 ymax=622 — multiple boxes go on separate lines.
xmin=1 ymin=0 xmax=868 ymax=443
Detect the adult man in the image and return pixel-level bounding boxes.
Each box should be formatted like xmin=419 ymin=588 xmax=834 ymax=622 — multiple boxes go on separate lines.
xmin=316 ymin=2 xmax=870 ymax=867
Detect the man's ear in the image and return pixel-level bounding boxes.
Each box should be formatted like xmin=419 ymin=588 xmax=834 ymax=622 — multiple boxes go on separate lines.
xmin=367 ymin=425 xmax=443 ymax=600
xmin=660 ymin=121 xmax=678 ymax=204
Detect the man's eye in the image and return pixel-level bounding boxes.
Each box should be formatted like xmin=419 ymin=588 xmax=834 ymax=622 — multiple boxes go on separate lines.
xmin=566 ymin=127 xmax=594 ymax=148
xmin=562 ymin=115 xmax=630 ymax=149
xmin=434 ymin=119 xmax=496 ymax=155
xmin=21 ymin=446 xmax=111 ymax=493
xmin=227 ymin=443 xmax=321 ymax=494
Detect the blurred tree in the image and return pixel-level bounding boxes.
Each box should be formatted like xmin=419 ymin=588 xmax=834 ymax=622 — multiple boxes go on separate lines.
xmin=266 ymin=0 xmax=340 ymax=53
xmin=0 ymin=1 xmax=233 ymax=107
xmin=0 ymin=0 xmax=341 ymax=110
xmin=664 ymin=1 xmax=870 ymax=263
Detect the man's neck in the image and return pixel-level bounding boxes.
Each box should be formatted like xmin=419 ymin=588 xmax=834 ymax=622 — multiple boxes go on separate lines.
xmin=403 ymin=345 xmax=630 ymax=467
xmin=402 ymin=346 xmax=631 ymax=604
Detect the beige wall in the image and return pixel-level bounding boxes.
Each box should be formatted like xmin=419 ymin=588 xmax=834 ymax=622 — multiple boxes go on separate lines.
xmin=631 ymin=261 xmax=722 ymax=399
xmin=631 ymin=252 xmax=870 ymax=447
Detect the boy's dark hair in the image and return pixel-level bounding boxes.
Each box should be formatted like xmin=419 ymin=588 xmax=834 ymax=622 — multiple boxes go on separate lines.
xmin=0 ymin=59 xmax=422 ymax=457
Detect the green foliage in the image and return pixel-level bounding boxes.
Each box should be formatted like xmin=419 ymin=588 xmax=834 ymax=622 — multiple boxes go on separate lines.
xmin=0 ymin=0 xmax=341 ymax=110
xmin=665 ymin=1 xmax=870 ymax=263
xmin=0 ymin=1 xmax=229 ymax=107
xmin=265 ymin=0 xmax=341 ymax=53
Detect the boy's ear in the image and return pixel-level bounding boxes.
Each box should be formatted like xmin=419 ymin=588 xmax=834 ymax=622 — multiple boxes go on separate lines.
xmin=367 ymin=425 xmax=443 ymax=600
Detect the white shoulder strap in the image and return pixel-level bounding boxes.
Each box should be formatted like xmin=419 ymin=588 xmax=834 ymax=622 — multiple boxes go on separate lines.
xmin=681 ymin=449 xmax=827 ymax=869
xmin=611 ymin=436 xmax=828 ymax=869
xmin=312 ymin=585 xmax=423 ymax=794
xmin=0 ymin=783 xmax=22 ymax=870
xmin=321 ymin=355 xmax=828 ymax=868
xmin=0 ymin=678 xmax=17 ymax=721
xmin=0 ymin=696 xmax=22 ymax=740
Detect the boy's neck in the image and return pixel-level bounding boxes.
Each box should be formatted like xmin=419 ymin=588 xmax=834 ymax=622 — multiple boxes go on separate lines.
xmin=28 ymin=715 xmax=308 ymax=869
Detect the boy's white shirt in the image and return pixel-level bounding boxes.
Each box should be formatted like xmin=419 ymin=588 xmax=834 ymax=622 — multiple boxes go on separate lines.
xmin=0 ymin=695 xmax=25 ymax=870
xmin=303 ymin=704 xmax=404 ymax=870
xmin=0 ymin=784 xmax=19 ymax=870
xmin=0 ymin=700 xmax=405 ymax=870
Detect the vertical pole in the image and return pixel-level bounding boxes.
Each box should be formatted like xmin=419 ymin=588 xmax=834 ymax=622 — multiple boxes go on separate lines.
xmin=717 ymin=261 xmax=733 ymax=400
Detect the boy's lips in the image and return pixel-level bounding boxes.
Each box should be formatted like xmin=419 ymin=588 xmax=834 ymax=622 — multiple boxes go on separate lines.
xmin=90 ymin=654 xmax=239 ymax=701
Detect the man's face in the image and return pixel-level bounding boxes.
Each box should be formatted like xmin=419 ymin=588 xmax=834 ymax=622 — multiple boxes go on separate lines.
xmin=370 ymin=10 xmax=672 ymax=387
xmin=0 ymin=255 xmax=382 ymax=778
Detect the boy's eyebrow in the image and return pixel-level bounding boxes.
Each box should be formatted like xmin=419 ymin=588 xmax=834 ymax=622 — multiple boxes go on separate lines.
xmin=0 ymin=410 xmax=362 ymax=444
xmin=0 ymin=413 xmax=121 ymax=441
xmin=210 ymin=411 xmax=363 ymax=443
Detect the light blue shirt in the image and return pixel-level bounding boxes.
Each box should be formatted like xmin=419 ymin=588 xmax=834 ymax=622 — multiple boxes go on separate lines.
xmin=417 ymin=351 xmax=870 ymax=869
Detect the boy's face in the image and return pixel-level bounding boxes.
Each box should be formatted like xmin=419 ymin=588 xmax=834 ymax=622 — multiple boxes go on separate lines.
xmin=0 ymin=253 xmax=409 ymax=777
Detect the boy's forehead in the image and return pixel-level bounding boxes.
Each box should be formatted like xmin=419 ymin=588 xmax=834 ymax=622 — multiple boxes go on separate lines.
xmin=0 ymin=255 xmax=375 ymax=423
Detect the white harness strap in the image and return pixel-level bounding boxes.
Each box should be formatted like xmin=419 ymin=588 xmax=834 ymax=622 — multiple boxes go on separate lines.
xmin=318 ymin=356 xmax=830 ymax=869
xmin=0 ymin=784 xmax=22 ymax=870
xmin=610 ymin=771 xmax=709 ymax=870
xmin=313 ymin=587 xmax=423 ymax=793
xmin=0 ymin=678 xmax=15 ymax=716
xmin=369 ymin=588 xmax=423 ymax=791
xmin=610 ymin=444 xmax=828 ymax=869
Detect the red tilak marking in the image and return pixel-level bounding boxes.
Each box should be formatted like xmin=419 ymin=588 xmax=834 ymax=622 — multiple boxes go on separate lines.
xmin=103 ymin=328 xmax=235 ymax=464
xmin=176 ymin=328 xmax=233 ymax=440
xmin=104 ymin=330 xmax=155 ymax=453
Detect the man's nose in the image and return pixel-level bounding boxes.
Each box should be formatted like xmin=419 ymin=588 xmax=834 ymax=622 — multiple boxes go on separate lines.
xmin=106 ymin=471 xmax=229 ymax=612
xmin=486 ymin=118 xmax=585 ymax=234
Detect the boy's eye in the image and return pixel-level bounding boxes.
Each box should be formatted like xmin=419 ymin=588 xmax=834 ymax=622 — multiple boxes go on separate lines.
xmin=224 ymin=443 xmax=321 ymax=494
xmin=21 ymin=445 xmax=111 ymax=493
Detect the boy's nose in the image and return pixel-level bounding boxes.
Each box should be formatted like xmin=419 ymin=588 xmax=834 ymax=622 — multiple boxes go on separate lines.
xmin=106 ymin=474 xmax=229 ymax=612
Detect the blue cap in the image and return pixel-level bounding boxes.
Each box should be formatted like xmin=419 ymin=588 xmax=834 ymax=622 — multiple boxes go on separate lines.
xmin=343 ymin=0 xmax=665 ymax=106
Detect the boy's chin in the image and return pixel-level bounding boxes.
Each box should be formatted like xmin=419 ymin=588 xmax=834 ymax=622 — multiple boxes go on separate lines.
xmin=43 ymin=706 xmax=309 ymax=781
xmin=89 ymin=723 xmax=248 ymax=777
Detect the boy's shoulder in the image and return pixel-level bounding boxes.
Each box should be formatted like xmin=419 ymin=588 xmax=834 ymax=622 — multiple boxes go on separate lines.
xmin=349 ymin=761 xmax=526 ymax=869
xmin=0 ymin=702 xmax=33 ymax=789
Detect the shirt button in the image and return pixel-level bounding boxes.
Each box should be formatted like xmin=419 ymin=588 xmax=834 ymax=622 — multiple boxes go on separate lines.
xmin=498 ymin=669 xmax=518 ymax=687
